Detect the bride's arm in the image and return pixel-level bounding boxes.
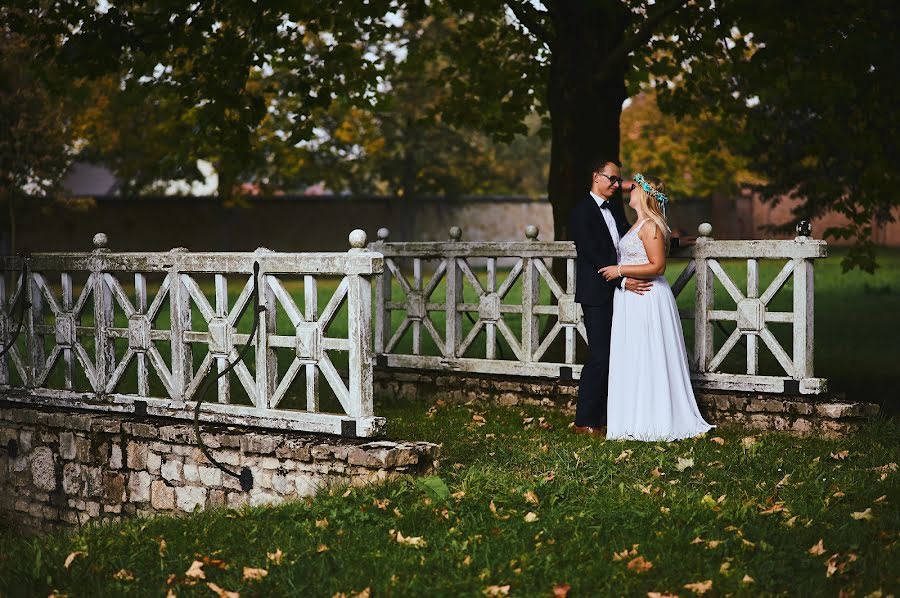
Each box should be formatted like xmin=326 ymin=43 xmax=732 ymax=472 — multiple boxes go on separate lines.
xmin=599 ymin=224 xmax=667 ymax=280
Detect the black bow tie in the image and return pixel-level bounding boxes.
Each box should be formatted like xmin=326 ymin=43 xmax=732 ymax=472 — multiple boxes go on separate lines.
xmin=599 ymin=201 xmax=610 ymax=210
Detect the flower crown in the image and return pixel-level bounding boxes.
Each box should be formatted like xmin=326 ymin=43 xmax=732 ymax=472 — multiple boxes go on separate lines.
xmin=633 ymin=173 xmax=669 ymax=208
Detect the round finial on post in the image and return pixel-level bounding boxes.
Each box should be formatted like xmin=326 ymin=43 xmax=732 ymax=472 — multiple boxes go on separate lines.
xmin=525 ymin=225 xmax=539 ymax=241
xmin=349 ymin=229 xmax=367 ymax=250
xmin=698 ymin=223 xmax=713 ymax=238
xmin=449 ymin=226 xmax=462 ymax=241
xmin=254 ymin=246 xmax=273 ymax=253
xmin=92 ymin=232 xmax=108 ymax=250
xmin=796 ymin=220 xmax=811 ymax=239
xmin=377 ymin=227 xmax=390 ymax=241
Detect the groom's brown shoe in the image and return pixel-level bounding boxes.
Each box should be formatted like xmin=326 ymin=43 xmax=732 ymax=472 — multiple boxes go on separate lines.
xmin=572 ymin=425 xmax=607 ymax=438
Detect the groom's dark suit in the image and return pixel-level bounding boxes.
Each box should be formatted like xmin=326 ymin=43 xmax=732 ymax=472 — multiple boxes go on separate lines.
xmin=570 ymin=193 xmax=630 ymax=427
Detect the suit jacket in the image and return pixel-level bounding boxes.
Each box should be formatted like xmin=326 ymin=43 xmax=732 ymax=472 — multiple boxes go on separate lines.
xmin=571 ymin=193 xmax=630 ymax=306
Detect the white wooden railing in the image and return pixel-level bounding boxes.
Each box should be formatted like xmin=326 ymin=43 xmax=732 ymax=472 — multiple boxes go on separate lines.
xmin=371 ymin=224 xmax=827 ymax=395
xmin=0 ymin=231 xmax=384 ymax=436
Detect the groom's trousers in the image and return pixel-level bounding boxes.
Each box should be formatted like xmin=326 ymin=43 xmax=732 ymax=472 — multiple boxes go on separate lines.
xmin=575 ymin=304 xmax=614 ymax=427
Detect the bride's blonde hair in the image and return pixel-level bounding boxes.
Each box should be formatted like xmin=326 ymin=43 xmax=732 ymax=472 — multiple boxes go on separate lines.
xmin=634 ymin=174 xmax=671 ymax=244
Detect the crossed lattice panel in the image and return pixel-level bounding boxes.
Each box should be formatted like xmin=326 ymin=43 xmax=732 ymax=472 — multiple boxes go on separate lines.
xmin=383 ymin=257 xmax=449 ymax=355
xmin=0 ymin=270 xmax=31 ymax=385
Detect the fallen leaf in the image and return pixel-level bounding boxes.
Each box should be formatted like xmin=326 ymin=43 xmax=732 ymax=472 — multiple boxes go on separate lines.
xmin=659 ymin=507 xmax=670 ymax=514
xmin=524 ymin=512 xmax=538 ymax=523
xmin=452 ymin=491 xmax=466 ymax=500
xmin=544 ymin=471 xmax=556 ymax=482
xmin=113 ymin=569 xmax=135 ymax=581
xmin=552 ymin=583 xmax=571 ymax=597
xmin=490 ymin=500 xmax=498 ymax=514
xmin=64 ymin=551 xmax=86 ymax=569
xmin=710 ymin=437 xmax=725 ymax=445
xmin=185 ymin=560 xmax=206 ymax=580
xmin=523 ymin=490 xmax=539 ymax=505
xmin=775 ymin=474 xmax=792 ymax=489
xmin=373 ymin=498 xmax=391 ymax=510
xmin=809 ymin=539 xmax=826 ymax=556
xmin=242 ymin=567 xmax=268 ymax=581
xmin=759 ymin=502 xmax=786 ymax=515
xmin=719 ymin=562 xmax=731 ymax=573
xmin=472 ymin=414 xmax=486 ymax=424
xmin=851 ymin=508 xmax=874 ymax=521
xmin=741 ymin=436 xmax=757 ymax=448
xmin=615 ymin=450 xmax=633 ymax=463
xmin=675 ymin=457 xmax=694 ymax=472
xmin=612 ymin=544 xmax=639 ymax=561
xmin=784 ymin=515 xmax=798 ymax=527
xmin=627 ymin=556 xmax=653 ymax=573
xmin=317 ymin=544 xmax=329 ymax=553
xmin=706 ymin=540 xmax=722 ymax=549
xmin=483 ymin=584 xmax=510 ymax=596
xmin=691 ymin=536 xmax=704 ymax=544
xmin=874 ymin=494 xmax=887 ymax=503
xmin=267 ymin=549 xmax=284 ymax=565
xmin=207 ymin=582 xmax=240 ymax=598
xmin=647 ymin=593 xmax=679 ymax=598
xmin=683 ymin=580 xmax=713 ymax=594
xmin=462 ymin=555 xmax=473 ymax=566
xmin=393 ymin=531 xmax=427 ymax=548
xmin=830 ymin=450 xmax=849 ymax=460
xmin=158 ymin=539 xmax=167 ymax=556
xmin=315 ymin=518 xmax=329 ymax=529
xmin=202 ymin=556 xmax=227 ymax=570
xmin=342 ymin=488 xmax=352 ymax=497
xmin=650 ymin=467 xmax=663 ymax=477
xmin=393 ymin=507 xmax=403 ymax=518
xmin=832 ymin=491 xmax=846 ymax=498
xmin=742 ymin=575 xmax=754 ymax=584
xmin=522 ymin=417 xmax=534 ymax=425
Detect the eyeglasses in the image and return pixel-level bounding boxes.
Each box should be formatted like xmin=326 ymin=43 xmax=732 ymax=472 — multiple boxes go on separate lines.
xmin=597 ymin=173 xmax=623 ymax=185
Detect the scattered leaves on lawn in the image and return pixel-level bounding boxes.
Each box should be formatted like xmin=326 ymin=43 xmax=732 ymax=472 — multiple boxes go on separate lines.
xmin=627 ymin=556 xmax=653 ymax=573
xmin=242 ymin=567 xmax=268 ymax=581
xmin=683 ymin=579 xmax=713 ymax=594
xmin=207 ymin=582 xmax=239 ymax=598
xmin=825 ymin=552 xmax=858 ymax=578
xmin=809 ymin=539 xmax=826 ymax=556
xmin=64 ymin=551 xmax=86 ymax=569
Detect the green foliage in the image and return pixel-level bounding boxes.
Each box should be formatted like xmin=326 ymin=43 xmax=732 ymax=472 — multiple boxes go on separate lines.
xmin=0 ymin=403 xmax=897 ymax=595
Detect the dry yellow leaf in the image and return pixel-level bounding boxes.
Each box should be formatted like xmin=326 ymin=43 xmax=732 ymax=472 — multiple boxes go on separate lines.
xmin=647 ymin=593 xmax=679 ymax=598
xmin=113 ymin=569 xmax=135 ymax=581
xmin=742 ymin=575 xmax=754 ymax=584
xmin=552 ymin=583 xmax=570 ymax=597
xmin=690 ymin=536 xmax=704 ymax=544
xmin=523 ymin=490 xmax=539 ymax=505
xmin=452 ymin=491 xmax=466 ymax=500
xmin=483 ymin=584 xmax=510 ymax=596
xmin=719 ymin=562 xmax=731 ymax=573
xmin=207 ymin=582 xmax=240 ymax=598
xmin=373 ymin=498 xmax=390 ymax=510
xmin=316 ymin=518 xmax=329 ymax=529
xmin=242 ymin=567 xmax=268 ymax=581
xmin=874 ymin=494 xmax=887 ymax=503
xmin=462 ymin=555 xmax=473 ymax=566
xmin=267 ymin=549 xmax=284 ymax=565
xmin=524 ymin=512 xmax=538 ymax=523
xmin=659 ymin=507 xmax=670 ymax=514
xmin=394 ymin=531 xmax=427 ymax=548
xmin=64 ymin=551 xmax=86 ymax=569
xmin=627 ymin=556 xmax=653 ymax=573
xmin=706 ymin=540 xmax=722 ymax=549
xmin=185 ymin=560 xmax=206 ymax=580
xmin=851 ymin=508 xmax=874 ymax=521
xmin=683 ymin=579 xmax=713 ymax=594
xmin=830 ymin=450 xmax=849 ymax=460
xmin=809 ymin=539 xmax=826 ymax=555
xmin=614 ymin=450 xmax=633 ymax=463
xmin=710 ymin=437 xmax=725 ymax=445
xmin=317 ymin=544 xmax=329 ymax=553
xmin=740 ymin=436 xmax=757 ymax=448
xmin=612 ymin=544 xmax=639 ymax=561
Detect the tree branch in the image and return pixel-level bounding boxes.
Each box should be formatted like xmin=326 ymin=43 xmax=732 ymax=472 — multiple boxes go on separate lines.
xmin=506 ymin=1 xmax=554 ymax=47
xmin=594 ymin=0 xmax=690 ymax=82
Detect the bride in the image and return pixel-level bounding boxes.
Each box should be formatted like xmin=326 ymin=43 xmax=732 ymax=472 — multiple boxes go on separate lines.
xmin=599 ymin=174 xmax=713 ymax=441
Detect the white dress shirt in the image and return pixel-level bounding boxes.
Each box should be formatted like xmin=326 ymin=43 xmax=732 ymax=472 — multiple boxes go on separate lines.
xmin=589 ymin=191 xmax=621 ymax=258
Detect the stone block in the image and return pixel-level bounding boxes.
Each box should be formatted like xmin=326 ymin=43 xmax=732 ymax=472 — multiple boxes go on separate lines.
xmin=241 ymin=434 xmax=279 ymax=455
xmin=293 ymin=474 xmax=320 ymax=496
xmin=126 ymin=443 xmax=148 ymax=470
xmin=161 ymin=459 xmax=183 ymax=483
xmin=784 ymin=401 xmax=814 ymax=416
xmin=158 ymin=425 xmax=195 ymax=444
xmin=127 ymin=422 xmax=158 ymax=439
xmin=103 ymin=473 xmax=126 ymax=503
xmin=310 ymin=444 xmax=349 ymax=461
xmin=74 ymin=436 xmax=92 ymax=463
xmin=226 ymin=492 xmax=248 ymax=509
xmin=109 ymin=444 xmax=123 ymax=469
xmin=208 ymin=489 xmax=226 ymax=508
xmin=249 ymin=491 xmax=281 ymax=507
xmin=18 ymin=430 xmax=33 ymax=454
xmin=199 ymin=466 xmax=223 ymax=487
xmin=30 ymin=447 xmax=56 ymax=492
xmin=271 ymin=472 xmax=292 ymax=494
xmin=85 ymin=501 xmax=100 ymax=517
xmin=791 ymin=418 xmax=813 ymax=434
xmin=212 ymin=450 xmax=240 ymax=466
xmin=59 ymin=432 xmax=76 ymax=460
xmin=147 ymin=452 xmax=162 ymax=475
xmin=150 ymin=481 xmax=175 ymax=510
xmin=175 ymin=486 xmax=207 ymax=512
xmin=128 ymin=471 xmax=151 ymax=503
xmin=91 ymin=418 xmax=122 ymax=434
xmin=261 ymin=457 xmax=281 ymax=470
xmin=183 ymin=463 xmax=200 ymax=483
xmin=815 ymin=403 xmax=855 ymax=419
xmin=63 ymin=463 xmax=82 ymax=495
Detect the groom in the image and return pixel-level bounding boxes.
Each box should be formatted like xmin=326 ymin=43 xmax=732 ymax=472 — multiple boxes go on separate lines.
xmin=569 ymin=157 xmax=652 ymax=437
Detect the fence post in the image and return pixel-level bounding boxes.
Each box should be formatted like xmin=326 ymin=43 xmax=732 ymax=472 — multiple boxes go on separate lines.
xmin=693 ymin=223 xmax=714 ymax=373
xmin=445 ymin=226 xmax=463 ymax=358
xmin=347 ymin=230 xmax=374 ymax=418
xmin=168 ymin=247 xmax=192 ymax=402
xmin=92 ymin=234 xmax=114 ymax=396
xmin=522 ymin=225 xmax=540 ymax=363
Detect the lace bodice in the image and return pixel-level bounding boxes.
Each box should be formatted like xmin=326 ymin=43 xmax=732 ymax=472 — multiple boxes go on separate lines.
xmin=618 ymin=220 xmax=650 ymax=266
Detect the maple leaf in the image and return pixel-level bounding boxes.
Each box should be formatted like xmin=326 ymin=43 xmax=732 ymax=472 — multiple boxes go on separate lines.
xmin=207 ymin=582 xmax=240 ymax=598
xmin=809 ymin=539 xmax=826 ymax=556
xmin=185 ymin=560 xmax=206 ymax=580
xmin=683 ymin=580 xmax=713 ymax=594
xmin=267 ymin=549 xmax=284 ymax=565
xmin=243 ymin=567 xmax=268 ymax=581
xmin=851 ymin=508 xmax=874 ymax=521
xmin=483 ymin=584 xmax=510 ymax=596
xmin=523 ymin=490 xmax=539 ymax=505
xmin=627 ymin=556 xmax=653 ymax=573
xmin=552 ymin=583 xmax=571 ymax=597
xmin=64 ymin=551 xmax=86 ymax=569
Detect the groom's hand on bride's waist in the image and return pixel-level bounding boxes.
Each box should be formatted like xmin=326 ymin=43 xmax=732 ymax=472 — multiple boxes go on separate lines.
xmin=624 ymin=278 xmax=652 ymax=295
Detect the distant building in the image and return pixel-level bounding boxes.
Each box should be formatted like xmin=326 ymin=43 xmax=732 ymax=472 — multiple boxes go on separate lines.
xmin=60 ymin=162 xmax=119 ymax=196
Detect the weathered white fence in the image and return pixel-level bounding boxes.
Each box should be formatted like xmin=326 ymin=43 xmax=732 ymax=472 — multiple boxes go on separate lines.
xmin=0 ymin=231 xmax=384 ymax=436
xmin=371 ymin=224 xmax=827 ymax=395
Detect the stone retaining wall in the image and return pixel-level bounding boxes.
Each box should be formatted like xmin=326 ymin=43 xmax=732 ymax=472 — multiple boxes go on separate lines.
xmin=0 ymin=402 xmax=439 ymax=534
xmin=374 ymin=368 xmax=879 ymax=437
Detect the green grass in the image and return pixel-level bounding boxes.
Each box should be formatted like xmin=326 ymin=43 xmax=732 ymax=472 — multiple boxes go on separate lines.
xmin=0 ymin=400 xmax=897 ymax=596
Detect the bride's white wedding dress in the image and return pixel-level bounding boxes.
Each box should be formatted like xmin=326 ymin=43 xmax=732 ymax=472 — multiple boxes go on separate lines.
xmin=606 ymin=220 xmax=714 ymax=441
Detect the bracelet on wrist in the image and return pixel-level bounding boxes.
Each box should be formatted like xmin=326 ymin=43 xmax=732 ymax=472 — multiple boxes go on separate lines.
xmin=617 ymin=265 xmax=622 ymax=277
